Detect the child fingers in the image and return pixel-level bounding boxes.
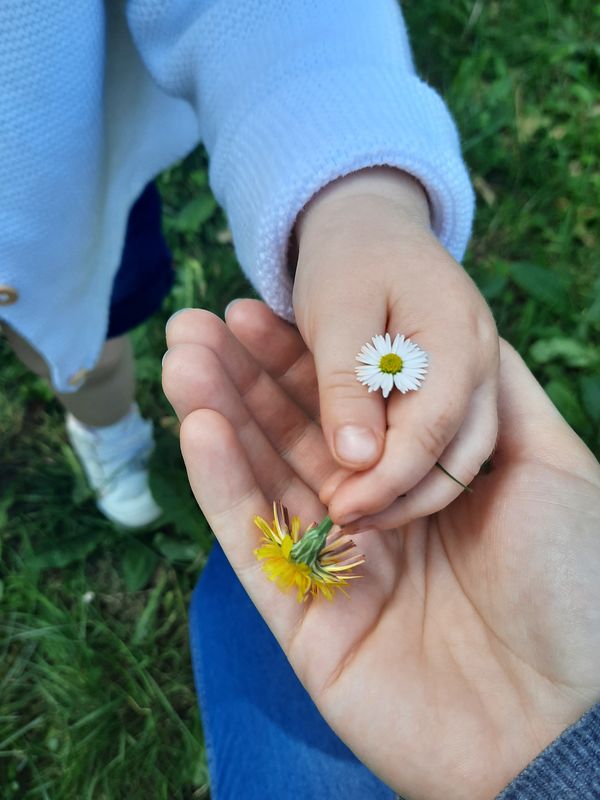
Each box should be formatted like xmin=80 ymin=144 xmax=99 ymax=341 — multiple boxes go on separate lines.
xmin=308 ymin=295 xmax=388 ymax=471
xmin=225 ymin=299 xmax=320 ymax=420
xmin=353 ymin=383 xmax=498 ymax=530
xmin=326 ymin=334 xmax=483 ymax=523
xmin=226 ymin=302 xmax=357 ymax=496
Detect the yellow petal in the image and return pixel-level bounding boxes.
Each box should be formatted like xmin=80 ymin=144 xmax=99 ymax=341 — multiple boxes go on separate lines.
xmin=253 ymin=516 xmax=277 ymax=542
xmin=281 ymin=535 xmax=293 ymax=558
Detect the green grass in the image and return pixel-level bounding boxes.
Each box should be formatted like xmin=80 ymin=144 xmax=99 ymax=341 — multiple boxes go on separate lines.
xmin=1 ymin=2 xmax=599 ymax=797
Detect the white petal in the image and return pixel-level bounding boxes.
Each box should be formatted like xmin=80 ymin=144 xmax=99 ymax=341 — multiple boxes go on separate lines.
xmin=404 ymin=366 xmax=425 ymax=378
xmin=356 ymin=354 xmax=377 ymax=367
xmin=405 ymin=350 xmax=428 ymax=364
xmin=395 ymin=373 xmax=421 ymax=393
xmin=395 ymin=341 xmax=411 ymax=359
xmin=391 ymin=333 xmax=404 ymax=354
xmin=366 ymin=376 xmax=382 ymax=392
xmin=355 ymin=373 xmax=368 ymax=384
xmin=393 ymin=373 xmax=404 ymax=389
xmin=356 ymin=367 xmax=381 ymax=382
xmin=356 ymin=334 xmax=428 ymax=397
xmin=365 ymin=366 xmax=383 ymax=379
xmin=381 ymin=373 xmax=394 ymax=398
xmin=394 ymin=374 xmax=407 ymax=392
xmin=360 ymin=368 xmax=380 ymax=385
xmin=373 ymin=335 xmax=388 ymax=355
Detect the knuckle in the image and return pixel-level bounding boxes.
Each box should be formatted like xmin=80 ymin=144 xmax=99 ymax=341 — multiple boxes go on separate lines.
xmin=469 ymin=306 xmax=499 ymax=360
xmin=477 ymin=424 xmax=499 ymax=471
xmin=457 ymin=440 xmax=498 ymax=486
xmin=443 ymin=303 xmax=498 ymax=366
xmin=323 ymin=368 xmax=372 ymax=403
xmin=460 ymin=462 xmax=482 ymax=487
xmin=415 ymin=412 xmax=455 ymax=459
xmin=476 ymin=408 xmax=499 ymax=465
xmin=485 ymin=412 xmax=499 ymax=451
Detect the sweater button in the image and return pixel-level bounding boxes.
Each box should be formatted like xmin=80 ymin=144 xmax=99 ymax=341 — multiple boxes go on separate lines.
xmin=0 ymin=285 xmax=18 ymax=306
xmin=69 ymin=368 xmax=90 ymax=387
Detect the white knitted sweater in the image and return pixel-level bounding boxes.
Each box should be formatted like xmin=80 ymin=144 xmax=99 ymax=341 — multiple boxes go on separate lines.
xmin=0 ymin=0 xmax=473 ymax=392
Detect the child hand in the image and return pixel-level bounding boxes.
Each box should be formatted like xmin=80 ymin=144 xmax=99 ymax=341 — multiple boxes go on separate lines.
xmin=292 ymin=167 xmax=499 ymax=528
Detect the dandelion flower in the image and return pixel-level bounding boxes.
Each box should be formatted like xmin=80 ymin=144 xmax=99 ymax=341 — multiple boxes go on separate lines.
xmin=355 ymin=333 xmax=428 ymax=398
xmin=254 ymin=501 xmax=364 ymax=603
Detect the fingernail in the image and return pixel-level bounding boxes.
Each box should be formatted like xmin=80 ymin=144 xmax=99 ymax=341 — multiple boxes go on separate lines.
xmin=336 ymin=511 xmax=362 ymax=527
xmin=346 ymin=524 xmax=378 ymax=536
xmin=334 ymin=426 xmax=379 ymax=465
xmin=165 ymin=307 xmax=192 ymax=332
xmin=224 ymin=299 xmax=242 ymax=317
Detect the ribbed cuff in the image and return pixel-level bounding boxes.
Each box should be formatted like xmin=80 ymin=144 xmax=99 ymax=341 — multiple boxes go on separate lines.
xmin=209 ymin=64 xmax=475 ymax=321
xmin=497 ymin=704 xmax=600 ymax=799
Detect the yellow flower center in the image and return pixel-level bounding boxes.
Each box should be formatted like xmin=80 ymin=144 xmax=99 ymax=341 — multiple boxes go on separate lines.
xmin=379 ymin=353 xmax=403 ymax=374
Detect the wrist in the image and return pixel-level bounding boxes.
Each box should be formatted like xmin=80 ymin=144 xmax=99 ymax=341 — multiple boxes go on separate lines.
xmin=296 ymin=167 xmax=431 ymax=247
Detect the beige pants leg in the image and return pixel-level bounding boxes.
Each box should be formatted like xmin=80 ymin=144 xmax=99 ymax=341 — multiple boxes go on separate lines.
xmin=3 ymin=325 xmax=135 ymax=428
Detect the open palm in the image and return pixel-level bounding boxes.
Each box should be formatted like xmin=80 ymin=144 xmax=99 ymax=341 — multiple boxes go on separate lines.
xmin=163 ymin=301 xmax=600 ymax=800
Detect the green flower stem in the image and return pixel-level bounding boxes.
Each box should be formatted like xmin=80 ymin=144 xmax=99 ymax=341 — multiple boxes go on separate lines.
xmin=435 ymin=462 xmax=473 ymax=493
xmin=290 ymin=515 xmax=334 ymax=567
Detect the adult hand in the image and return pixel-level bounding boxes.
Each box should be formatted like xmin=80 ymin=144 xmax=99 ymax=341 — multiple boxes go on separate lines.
xmin=293 ymin=167 xmax=499 ymax=528
xmin=163 ymin=303 xmax=600 ymax=800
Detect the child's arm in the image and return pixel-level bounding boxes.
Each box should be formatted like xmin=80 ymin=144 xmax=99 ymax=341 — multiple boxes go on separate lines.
xmin=128 ymin=0 xmax=474 ymax=310
xmin=129 ymin=0 xmax=490 ymax=520
xmin=293 ymin=167 xmax=498 ymax=527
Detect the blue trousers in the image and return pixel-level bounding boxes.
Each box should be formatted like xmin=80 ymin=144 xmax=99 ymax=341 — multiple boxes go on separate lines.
xmin=107 ymin=182 xmax=173 ymax=338
xmin=189 ymin=544 xmax=395 ymax=799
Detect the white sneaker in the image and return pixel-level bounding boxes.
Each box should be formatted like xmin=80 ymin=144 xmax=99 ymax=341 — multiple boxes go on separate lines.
xmin=66 ymin=404 xmax=163 ymax=528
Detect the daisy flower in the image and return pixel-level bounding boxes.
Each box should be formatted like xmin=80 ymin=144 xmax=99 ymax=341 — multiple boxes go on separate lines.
xmin=355 ymin=333 xmax=428 ymax=398
xmin=254 ymin=501 xmax=364 ymax=603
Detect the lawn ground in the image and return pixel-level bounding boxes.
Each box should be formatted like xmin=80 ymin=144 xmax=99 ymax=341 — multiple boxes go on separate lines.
xmin=1 ymin=2 xmax=599 ymax=798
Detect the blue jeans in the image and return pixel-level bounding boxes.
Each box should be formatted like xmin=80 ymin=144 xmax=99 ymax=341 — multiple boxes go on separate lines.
xmin=189 ymin=545 xmax=396 ymax=799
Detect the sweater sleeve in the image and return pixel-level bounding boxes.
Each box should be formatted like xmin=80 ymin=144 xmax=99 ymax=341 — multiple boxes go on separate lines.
xmin=497 ymin=703 xmax=600 ymax=799
xmin=126 ymin=0 xmax=474 ymax=319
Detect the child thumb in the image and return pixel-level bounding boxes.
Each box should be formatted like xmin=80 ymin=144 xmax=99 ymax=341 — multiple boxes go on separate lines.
xmin=309 ymin=304 xmax=387 ymax=470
